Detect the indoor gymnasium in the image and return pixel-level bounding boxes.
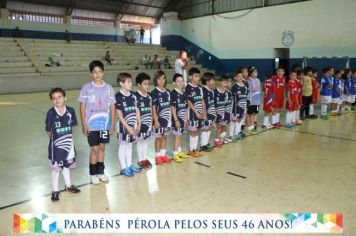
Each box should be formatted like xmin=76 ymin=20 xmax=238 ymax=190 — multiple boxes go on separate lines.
xmin=0 ymin=0 xmax=355 ymax=235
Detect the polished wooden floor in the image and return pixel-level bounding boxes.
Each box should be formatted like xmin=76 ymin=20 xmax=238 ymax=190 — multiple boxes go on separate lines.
xmin=0 ymin=89 xmax=355 ymax=236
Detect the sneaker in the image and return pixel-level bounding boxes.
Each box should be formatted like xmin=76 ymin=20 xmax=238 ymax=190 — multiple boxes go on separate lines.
xmin=121 ymin=167 xmax=134 ymax=177
xmin=51 ymin=191 xmax=60 ymax=201
xmin=155 ymin=156 xmax=164 ymax=165
xmin=238 ymin=132 xmax=247 ymax=138
xmin=199 ymin=145 xmax=208 ymax=152
xmin=205 ymin=143 xmax=215 ymax=151
xmin=65 ymin=185 xmax=81 ymax=193
xmin=285 ymin=124 xmax=294 ymax=129
xmin=161 ymin=155 xmax=172 ymax=163
xmin=173 ymin=154 xmax=183 ymax=163
xmin=189 ymin=150 xmax=201 ymax=158
xmin=138 ymin=160 xmax=146 ymax=168
xmin=178 ymin=151 xmax=189 ymax=159
xmin=222 ymin=138 xmax=229 ymax=144
xmin=97 ymin=174 xmax=109 ymax=182
xmin=90 ymin=175 xmax=101 ymax=185
xmin=144 ymin=159 xmax=152 ymax=168
xmin=309 ymin=114 xmax=318 ymax=119
xmin=320 ymin=114 xmax=329 ymax=120
xmin=272 ymin=123 xmax=280 ymax=129
xmin=225 ymin=136 xmax=233 ymax=143
xmin=292 ymin=121 xmax=302 ymax=126
xmin=130 ymin=164 xmax=142 ymax=173
xmin=247 ymin=129 xmax=257 ymax=135
xmin=214 ymin=139 xmax=223 ymax=148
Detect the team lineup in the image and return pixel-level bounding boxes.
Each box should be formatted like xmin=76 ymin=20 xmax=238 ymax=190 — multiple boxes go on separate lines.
xmin=45 ymin=60 xmax=356 ymax=202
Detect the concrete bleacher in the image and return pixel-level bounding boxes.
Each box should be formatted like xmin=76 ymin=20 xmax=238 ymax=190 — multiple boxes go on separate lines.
xmin=0 ymin=37 xmax=212 ymax=94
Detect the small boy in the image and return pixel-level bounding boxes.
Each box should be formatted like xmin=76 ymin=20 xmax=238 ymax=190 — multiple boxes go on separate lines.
xmin=225 ymin=78 xmax=234 ymax=142
xmin=246 ymin=67 xmax=261 ymax=135
xmin=46 ymin=88 xmax=80 ymax=201
xmin=200 ymin=72 xmax=216 ymax=151
xmin=135 ymin=73 xmax=153 ymax=168
xmin=184 ymin=67 xmax=206 ymax=157
xmin=320 ymin=67 xmax=333 ymax=119
xmin=214 ymin=76 xmax=228 ymax=146
xmin=231 ymin=71 xmax=249 ymax=139
xmin=331 ymin=70 xmax=342 ymax=115
xmin=262 ymin=72 xmax=274 ymax=129
xmin=271 ymin=67 xmax=286 ymax=127
xmin=342 ymin=69 xmax=352 ymax=112
xmin=115 ymin=73 xmax=142 ymax=177
xmin=285 ymin=71 xmax=299 ymax=128
xmin=293 ymin=70 xmax=303 ymax=125
xmin=351 ymin=70 xmax=356 ymax=110
xmin=78 ymin=60 xmax=116 ymax=184
xmin=171 ymin=73 xmax=189 ymax=163
xmin=309 ymin=69 xmax=319 ymax=118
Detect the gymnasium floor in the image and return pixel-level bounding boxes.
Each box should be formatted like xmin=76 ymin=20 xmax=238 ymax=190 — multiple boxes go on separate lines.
xmin=0 ymin=88 xmax=355 ymax=236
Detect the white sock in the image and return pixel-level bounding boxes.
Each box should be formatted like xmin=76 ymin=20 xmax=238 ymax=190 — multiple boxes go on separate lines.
xmin=156 ymin=152 xmax=161 ymax=157
xmin=189 ymin=135 xmax=195 ymax=151
xmin=206 ymin=130 xmax=211 ymax=144
xmin=200 ymin=131 xmax=207 ymax=146
xmin=160 ymin=149 xmax=166 ymax=156
xmin=62 ymin=167 xmax=71 ymax=188
xmin=193 ymin=136 xmax=199 ymax=150
xmin=137 ymin=140 xmax=144 ymax=162
xmin=51 ymin=170 xmax=60 ymax=192
xmin=142 ymin=140 xmax=148 ymax=160
xmin=263 ymin=116 xmax=269 ymax=126
xmin=126 ymin=143 xmax=133 ymax=167
xmin=276 ymin=113 xmax=280 ymax=123
xmin=178 ymin=146 xmax=182 ymax=152
xmin=309 ymin=104 xmax=314 ymax=115
xmin=286 ymin=112 xmax=291 ymax=124
xmin=228 ymin=122 xmax=234 ymax=137
xmin=234 ymin=121 xmax=242 ymax=135
xmin=292 ymin=111 xmax=296 ymax=122
xmin=321 ymin=104 xmax=327 ymax=114
xmin=296 ymin=110 xmax=300 ymax=121
xmin=271 ymin=115 xmax=276 ymax=124
xmin=118 ymin=144 xmax=128 ymax=169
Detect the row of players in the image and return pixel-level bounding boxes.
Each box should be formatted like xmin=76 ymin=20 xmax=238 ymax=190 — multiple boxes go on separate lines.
xmin=45 ymin=61 xmax=355 ymax=201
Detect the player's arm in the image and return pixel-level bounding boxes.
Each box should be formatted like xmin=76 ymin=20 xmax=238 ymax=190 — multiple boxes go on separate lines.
xmin=152 ymin=105 xmax=160 ymax=128
xmin=79 ymin=102 xmax=89 ymax=136
xmin=201 ymin=99 xmax=207 ymax=120
xmin=110 ymin=104 xmax=116 ymax=135
xmin=116 ymin=109 xmax=135 ymax=135
xmin=171 ymin=105 xmax=180 ymax=128
xmin=345 ymin=84 xmax=350 ymax=95
xmin=47 ymin=132 xmax=51 ymax=139
xmin=187 ymin=100 xmax=201 ymax=118
xmin=135 ymin=108 xmax=141 ymax=133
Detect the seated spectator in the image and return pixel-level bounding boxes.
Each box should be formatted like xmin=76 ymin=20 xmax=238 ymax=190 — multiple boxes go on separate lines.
xmin=13 ymin=26 xmax=22 ymax=38
xmin=163 ymin=56 xmax=172 ymax=69
xmin=129 ymin=35 xmax=136 ymax=45
xmin=143 ymin=55 xmax=149 ymax=69
xmin=45 ymin=55 xmax=61 ymax=67
xmin=105 ymin=50 xmax=113 ymax=65
xmin=148 ymin=56 xmax=154 ymax=69
xmin=64 ymin=30 xmax=71 ymax=43
xmin=153 ymin=54 xmax=161 ymax=69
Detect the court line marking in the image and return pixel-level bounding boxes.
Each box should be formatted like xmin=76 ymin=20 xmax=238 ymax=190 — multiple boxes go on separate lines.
xmin=226 ymin=171 xmax=247 ymax=179
xmin=280 ymin=128 xmax=356 ymax=142
xmin=194 ymin=162 xmax=211 ymax=168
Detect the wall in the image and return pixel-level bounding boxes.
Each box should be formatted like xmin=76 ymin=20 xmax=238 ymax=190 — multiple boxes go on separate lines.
xmin=161 ymin=0 xmax=356 ymax=76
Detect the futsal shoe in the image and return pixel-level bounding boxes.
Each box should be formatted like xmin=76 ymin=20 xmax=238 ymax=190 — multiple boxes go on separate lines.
xmin=144 ymin=159 xmax=152 ymax=168
xmin=285 ymin=124 xmax=294 ymax=129
xmin=238 ymin=132 xmax=247 ymax=138
xmin=155 ymin=156 xmax=164 ymax=165
xmin=189 ymin=150 xmax=202 ymax=158
xmin=138 ymin=160 xmax=146 ymax=168
xmin=97 ymin=174 xmax=109 ymax=182
xmin=121 ymin=167 xmax=134 ymax=177
xmin=173 ymin=154 xmax=183 ymax=163
xmin=65 ymin=185 xmax=81 ymax=193
xmin=205 ymin=143 xmax=215 ymax=151
xmin=178 ymin=151 xmax=189 ymax=159
xmin=214 ymin=139 xmax=223 ymax=148
xmin=51 ymin=191 xmax=60 ymax=201
xmin=130 ymin=164 xmax=142 ymax=173
xmin=161 ymin=155 xmax=172 ymax=163
xmin=90 ymin=175 xmax=101 ymax=185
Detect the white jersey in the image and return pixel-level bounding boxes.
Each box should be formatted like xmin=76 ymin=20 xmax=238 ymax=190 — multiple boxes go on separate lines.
xmin=175 ymin=59 xmax=187 ymax=84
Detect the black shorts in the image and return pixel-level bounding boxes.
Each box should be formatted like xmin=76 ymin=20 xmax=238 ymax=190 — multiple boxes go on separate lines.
xmin=88 ymin=130 xmax=110 ymax=147
xmin=247 ymin=105 xmax=259 ymax=115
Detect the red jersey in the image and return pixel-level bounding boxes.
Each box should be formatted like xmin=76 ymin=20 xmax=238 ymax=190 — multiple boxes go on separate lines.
xmin=272 ymin=75 xmax=286 ymax=108
xmin=285 ymin=80 xmax=299 ymax=111
xmin=263 ymin=79 xmax=275 ymax=113
xmin=311 ymin=76 xmax=320 ymax=104
xmin=296 ymin=79 xmax=303 ymax=105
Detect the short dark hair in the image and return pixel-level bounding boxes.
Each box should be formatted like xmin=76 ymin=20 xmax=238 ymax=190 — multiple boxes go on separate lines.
xmin=248 ymin=67 xmax=257 ymax=76
xmin=117 ymin=72 xmax=132 ymax=85
xmin=297 ymin=69 xmax=304 ymax=77
xmin=290 ymin=70 xmax=297 ymax=76
xmin=188 ymin=67 xmax=200 ymax=76
xmin=201 ymin=72 xmax=215 ymax=85
xmin=239 ymin=67 xmax=248 ymax=73
xmin=304 ymin=66 xmax=313 ymax=74
xmin=234 ymin=70 xmax=243 ymax=76
xmin=322 ymin=67 xmax=331 ymax=74
xmin=89 ymin=60 xmax=104 ymax=72
xmin=49 ymin=87 xmax=66 ymax=99
xmin=265 ymin=72 xmax=273 ymax=79
xmin=136 ymin=72 xmax=151 ymax=85
xmin=218 ymin=75 xmax=229 ymax=82
xmin=172 ymin=73 xmax=184 ymax=82
xmin=153 ymin=70 xmax=166 ymax=87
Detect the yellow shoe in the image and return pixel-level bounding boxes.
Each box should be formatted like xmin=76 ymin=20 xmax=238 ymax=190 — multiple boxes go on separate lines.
xmin=178 ymin=151 xmax=189 ymax=159
xmin=173 ymin=154 xmax=183 ymax=163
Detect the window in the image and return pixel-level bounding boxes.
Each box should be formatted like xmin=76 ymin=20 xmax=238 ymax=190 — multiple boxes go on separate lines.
xmin=71 ymin=17 xmax=114 ymax=27
xmin=8 ymin=10 xmax=64 ymax=24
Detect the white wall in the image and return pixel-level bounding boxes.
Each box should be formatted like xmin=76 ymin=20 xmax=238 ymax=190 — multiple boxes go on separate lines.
xmin=161 ymin=0 xmax=356 ymax=58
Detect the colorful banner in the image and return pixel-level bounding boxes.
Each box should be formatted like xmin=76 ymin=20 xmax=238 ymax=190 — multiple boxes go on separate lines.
xmin=13 ymin=213 xmax=343 ymax=234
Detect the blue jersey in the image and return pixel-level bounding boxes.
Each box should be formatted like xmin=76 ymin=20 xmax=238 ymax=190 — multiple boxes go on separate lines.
xmin=170 ymin=89 xmax=187 ymax=128
xmin=135 ymin=91 xmax=152 ymax=139
xmin=151 ymin=87 xmax=171 ymax=128
xmin=184 ymin=83 xmax=204 ymax=121
xmin=202 ymin=86 xmax=216 ymax=122
xmin=45 ymin=106 xmax=77 ymax=163
xmin=344 ymin=77 xmax=352 ymax=95
xmin=320 ymin=76 xmax=333 ymax=96
xmin=332 ymin=79 xmax=342 ymax=98
xmin=115 ymin=90 xmax=137 ymax=142
xmin=214 ymin=88 xmax=227 ymax=122
xmin=232 ymin=83 xmax=249 ymax=118
xmin=351 ymin=77 xmax=356 ymax=95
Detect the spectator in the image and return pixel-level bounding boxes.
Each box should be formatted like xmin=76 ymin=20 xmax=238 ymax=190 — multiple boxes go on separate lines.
xmin=45 ymin=55 xmax=61 ymax=67
xmin=64 ymin=30 xmax=71 ymax=43
xmin=105 ymin=50 xmax=113 ymax=65
xmin=143 ymin=55 xmax=149 ymax=69
xmin=148 ymin=56 xmax=154 ymax=69
xmin=153 ymin=54 xmax=161 ymax=69
xmin=163 ymin=56 xmax=172 ymax=69
xmin=139 ymin=27 xmax=145 ymax=44
xmin=13 ymin=26 xmax=22 ymax=38
xmin=175 ymin=51 xmax=189 ymax=83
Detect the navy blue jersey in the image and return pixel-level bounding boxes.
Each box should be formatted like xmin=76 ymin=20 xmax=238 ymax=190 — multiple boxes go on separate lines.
xmin=45 ymin=106 xmax=77 ymax=163
xmin=214 ymin=88 xmax=227 ymax=122
xmin=151 ymin=87 xmax=171 ymax=128
xmin=202 ymin=86 xmax=216 ymax=122
xmin=344 ymin=77 xmax=352 ymax=95
xmin=135 ymin=91 xmax=152 ymax=138
xmin=232 ymin=83 xmax=249 ymax=118
xmin=225 ymin=90 xmax=233 ymax=122
xmin=184 ymin=83 xmax=204 ymax=121
xmin=170 ymin=89 xmax=187 ymax=124
xmin=115 ymin=91 xmax=137 ymax=142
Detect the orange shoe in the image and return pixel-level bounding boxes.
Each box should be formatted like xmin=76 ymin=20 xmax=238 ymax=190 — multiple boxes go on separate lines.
xmin=189 ymin=150 xmax=202 ymax=158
